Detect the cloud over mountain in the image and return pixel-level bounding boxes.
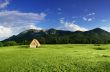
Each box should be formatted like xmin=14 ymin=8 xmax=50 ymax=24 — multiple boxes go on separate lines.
xmin=59 ymin=19 xmax=88 ymax=31
xmin=0 ymin=11 xmax=46 ymax=40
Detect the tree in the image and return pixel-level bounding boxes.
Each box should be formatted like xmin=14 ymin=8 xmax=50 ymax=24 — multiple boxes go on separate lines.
xmin=0 ymin=42 xmax=3 ymax=47
xmin=4 ymin=41 xmax=17 ymax=46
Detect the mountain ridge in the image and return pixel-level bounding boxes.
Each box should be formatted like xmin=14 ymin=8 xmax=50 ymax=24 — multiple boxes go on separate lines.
xmin=3 ymin=28 xmax=110 ymax=44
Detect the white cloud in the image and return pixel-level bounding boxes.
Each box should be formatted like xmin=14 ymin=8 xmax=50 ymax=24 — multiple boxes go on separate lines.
xmin=0 ymin=26 xmax=12 ymax=37
xmin=82 ymin=12 xmax=95 ymax=22
xmin=57 ymin=8 xmax=62 ymax=11
xmin=57 ymin=8 xmax=62 ymax=15
xmin=88 ymin=13 xmax=95 ymax=16
xmin=88 ymin=18 xmax=93 ymax=21
xmin=83 ymin=17 xmax=87 ymax=21
xmin=0 ymin=0 xmax=9 ymax=8
xmin=101 ymin=27 xmax=110 ymax=32
xmin=26 ymin=24 xmax=42 ymax=30
xmin=101 ymin=19 xmax=107 ymax=22
xmin=83 ymin=17 xmax=93 ymax=22
xmin=0 ymin=11 xmax=46 ymax=40
xmin=59 ymin=19 xmax=88 ymax=31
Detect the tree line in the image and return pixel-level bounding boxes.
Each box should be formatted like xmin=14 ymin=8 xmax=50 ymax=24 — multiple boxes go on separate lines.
xmin=1 ymin=28 xmax=110 ymax=46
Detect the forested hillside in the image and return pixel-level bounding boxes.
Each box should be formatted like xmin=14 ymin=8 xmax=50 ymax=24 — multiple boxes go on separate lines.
xmin=3 ymin=28 xmax=110 ymax=44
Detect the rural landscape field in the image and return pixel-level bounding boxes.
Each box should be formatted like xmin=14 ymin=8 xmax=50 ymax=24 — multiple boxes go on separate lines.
xmin=0 ymin=0 xmax=110 ymax=72
xmin=0 ymin=44 xmax=110 ymax=72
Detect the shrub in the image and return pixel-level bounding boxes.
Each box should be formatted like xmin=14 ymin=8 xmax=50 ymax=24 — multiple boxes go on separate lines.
xmin=4 ymin=41 xmax=17 ymax=46
xmin=94 ymin=44 xmax=101 ymax=46
xmin=93 ymin=47 xmax=106 ymax=50
xmin=0 ymin=42 xmax=3 ymax=47
xmin=101 ymin=54 xmax=110 ymax=57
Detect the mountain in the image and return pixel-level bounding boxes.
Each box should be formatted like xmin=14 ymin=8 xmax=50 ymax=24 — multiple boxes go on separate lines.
xmin=3 ymin=28 xmax=110 ymax=44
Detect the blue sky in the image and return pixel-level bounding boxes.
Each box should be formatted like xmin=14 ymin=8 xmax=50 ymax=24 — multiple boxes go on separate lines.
xmin=0 ymin=0 xmax=110 ymax=40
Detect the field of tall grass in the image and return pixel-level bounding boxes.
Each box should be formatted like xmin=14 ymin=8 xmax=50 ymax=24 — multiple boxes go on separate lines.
xmin=0 ymin=44 xmax=110 ymax=72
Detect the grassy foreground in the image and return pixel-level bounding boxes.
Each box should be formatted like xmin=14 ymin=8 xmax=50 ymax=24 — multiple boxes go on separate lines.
xmin=0 ymin=44 xmax=110 ymax=72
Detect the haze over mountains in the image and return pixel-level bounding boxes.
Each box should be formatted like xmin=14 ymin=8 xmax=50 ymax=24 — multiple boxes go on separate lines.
xmin=3 ymin=28 xmax=110 ymax=44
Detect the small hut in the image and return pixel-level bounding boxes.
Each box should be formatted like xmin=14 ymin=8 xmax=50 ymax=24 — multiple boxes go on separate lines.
xmin=30 ymin=39 xmax=40 ymax=48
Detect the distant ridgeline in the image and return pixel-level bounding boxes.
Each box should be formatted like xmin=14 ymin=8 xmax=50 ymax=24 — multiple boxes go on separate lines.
xmin=3 ymin=28 xmax=110 ymax=44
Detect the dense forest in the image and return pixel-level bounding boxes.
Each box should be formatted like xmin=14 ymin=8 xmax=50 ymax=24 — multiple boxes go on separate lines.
xmin=2 ymin=28 xmax=110 ymax=45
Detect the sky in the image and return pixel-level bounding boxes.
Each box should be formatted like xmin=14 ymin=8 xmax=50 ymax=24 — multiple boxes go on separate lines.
xmin=0 ymin=0 xmax=110 ymax=40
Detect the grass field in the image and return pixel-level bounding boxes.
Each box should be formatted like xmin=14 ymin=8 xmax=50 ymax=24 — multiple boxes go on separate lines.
xmin=0 ymin=44 xmax=110 ymax=72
